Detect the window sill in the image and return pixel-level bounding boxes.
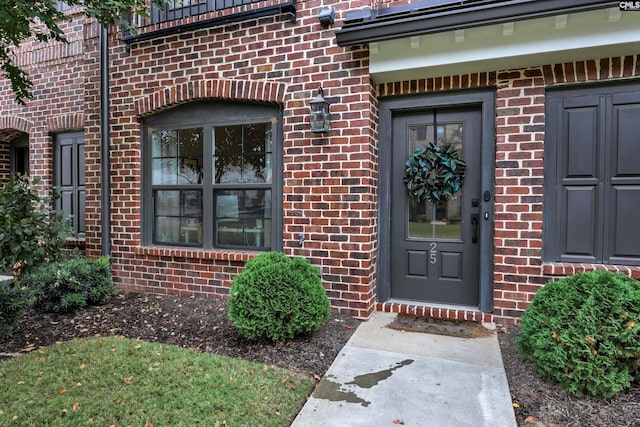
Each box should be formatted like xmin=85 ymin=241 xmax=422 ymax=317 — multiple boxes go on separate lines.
xmin=65 ymin=237 xmax=86 ymax=249
xmin=543 ymin=262 xmax=640 ymax=280
xmin=132 ymin=246 xmax=262 ymax=262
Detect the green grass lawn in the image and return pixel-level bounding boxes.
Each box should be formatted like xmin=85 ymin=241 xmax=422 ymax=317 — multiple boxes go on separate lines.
xmin=0 ymin=337 xmax=314 ymax=426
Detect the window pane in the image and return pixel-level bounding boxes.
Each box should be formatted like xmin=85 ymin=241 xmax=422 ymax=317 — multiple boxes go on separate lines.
xmin=152 ymin=128 xmax=202 ymax=185
xmin=153 ymin=158 xmax=178 ymax=185
xmin=154 ymin=190 xmax=202 ymax=245
xmin=155 ymin=190 xmax=180 ymax=216
xmin=212 ymin=123 xmax=272 ymax=184
xmin=214 ymin=154 xmax=243 ymax=183
xmin=152 ymin=130 xmax=177 ymax=157
xmin=407 ymin=122 xmax=463 ymax=240
xmin=216 ymin=189 xmax=271 ymax=248
xmin=214 ymin=126 xmax=242 ymax=155
xmin=178 ymin=128 xmax=203 ymax=184
xmin=243 ymin=154 xmax=267 ymax=183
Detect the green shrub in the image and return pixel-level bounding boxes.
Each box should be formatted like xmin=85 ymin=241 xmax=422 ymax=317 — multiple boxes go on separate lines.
xmin=0 ymin=176 xmax=72 ymax=277
xmin=518 ymin=270 xmax=640 ymax=398
xmin=21 ymin=256 xmax=115 ymax=314
xmin=0 ymin=279 xmax=27 ymax=338
xmin=228 ymin=252 xmax=330 ymax=342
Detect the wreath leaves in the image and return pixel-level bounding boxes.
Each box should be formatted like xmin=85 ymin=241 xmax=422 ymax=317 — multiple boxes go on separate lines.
xmin=403 ymin=142 xmax=467 ymax=203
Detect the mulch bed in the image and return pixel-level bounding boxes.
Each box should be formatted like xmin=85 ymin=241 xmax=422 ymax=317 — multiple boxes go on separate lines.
xmin=0 ymin=291 xmax=360 ymax=378
xmin=2 ymin=291 xmax=639 ymax=426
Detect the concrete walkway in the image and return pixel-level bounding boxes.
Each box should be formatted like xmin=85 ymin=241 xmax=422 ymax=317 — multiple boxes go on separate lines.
xmin=292 ymin=312 xmax=516 ymax=427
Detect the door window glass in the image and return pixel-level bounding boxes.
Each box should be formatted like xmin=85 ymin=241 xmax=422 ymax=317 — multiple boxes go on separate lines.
xmin=407 ymin=122 xmax=463 ymax=240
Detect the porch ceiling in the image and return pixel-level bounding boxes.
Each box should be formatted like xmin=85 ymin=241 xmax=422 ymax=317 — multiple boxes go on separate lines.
xmin=368 ymin=7 xmax=640 ymax=83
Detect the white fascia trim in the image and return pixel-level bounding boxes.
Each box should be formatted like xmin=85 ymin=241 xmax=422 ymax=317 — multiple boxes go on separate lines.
xmin=370 ymin=7 xmax=640 ymax=83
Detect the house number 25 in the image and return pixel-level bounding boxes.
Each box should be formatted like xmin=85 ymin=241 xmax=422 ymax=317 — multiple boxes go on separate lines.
xmin=429 ymin=242 xmax=437 ymax=264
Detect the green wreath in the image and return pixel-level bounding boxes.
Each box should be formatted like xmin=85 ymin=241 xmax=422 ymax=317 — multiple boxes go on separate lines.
xmin=403 ymin=142 xmax=467 ymax=203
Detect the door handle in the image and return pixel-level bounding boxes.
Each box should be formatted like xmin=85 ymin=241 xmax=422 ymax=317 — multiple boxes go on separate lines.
xmin=471 ymin=213 xmax=479 ymax=244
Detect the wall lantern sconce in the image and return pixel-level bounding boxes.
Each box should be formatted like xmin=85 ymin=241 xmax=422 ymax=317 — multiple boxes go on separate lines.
xmin=310 ymin=87 xmax=331 ymax=133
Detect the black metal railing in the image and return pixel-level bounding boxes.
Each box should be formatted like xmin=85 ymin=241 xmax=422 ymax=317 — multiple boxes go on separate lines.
xmin=122 ymin=0 xmax=296 ymax=43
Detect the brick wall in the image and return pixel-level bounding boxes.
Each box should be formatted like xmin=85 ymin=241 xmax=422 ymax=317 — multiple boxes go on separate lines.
xmin=0 ymin=6 xmax=95 ymax=206
xmin=4 ymin=1 xmax=640 ymax=324
xmin=100 ymin=0 xmax=377 ymax=318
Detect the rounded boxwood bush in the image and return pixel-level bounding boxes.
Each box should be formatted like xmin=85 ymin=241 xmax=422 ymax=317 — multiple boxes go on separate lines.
xmin=227 ymin=252 xmax=330 ymax=342
xmin=518 ymin=270 xmax=640 ymax=398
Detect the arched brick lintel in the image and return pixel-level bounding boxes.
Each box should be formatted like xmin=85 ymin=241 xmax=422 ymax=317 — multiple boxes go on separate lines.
xmin=0 ymin=116 xmax=33 ymax=134
xmin=46 ymin=113 xmax=84 ymax=133
xmin=134 ymin=79 xmax=287 ymax=117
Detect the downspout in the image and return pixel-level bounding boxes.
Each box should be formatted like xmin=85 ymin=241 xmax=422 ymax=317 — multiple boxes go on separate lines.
xmin=99 ymin=25 xmax=111 ymax=256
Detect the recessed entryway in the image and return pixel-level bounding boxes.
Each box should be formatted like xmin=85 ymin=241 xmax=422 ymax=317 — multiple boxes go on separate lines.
xmin=378 ymin=90 xmax=495 ymax=311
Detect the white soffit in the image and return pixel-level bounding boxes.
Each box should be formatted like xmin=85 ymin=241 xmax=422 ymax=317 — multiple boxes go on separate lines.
xmin=370 ymin=7 xmax=640 ymax=83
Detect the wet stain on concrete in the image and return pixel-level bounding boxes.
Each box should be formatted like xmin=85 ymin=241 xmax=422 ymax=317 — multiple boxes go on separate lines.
xmin=314 ymin=377 xmax=372 ymax=407
xmin=346 ymin=359 xmax=414 ymax=389
xmin=313 ymin=359 xmax=415 ymax=407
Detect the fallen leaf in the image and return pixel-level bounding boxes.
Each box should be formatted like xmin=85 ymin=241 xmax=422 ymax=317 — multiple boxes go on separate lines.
xmin=275 ymin=411 xmax=281 ymax=416
xmin=280 ymin=376 xmax=289 ymax=384
xmin=123 ymin=376 xmax=133 ymax=384
xmin=313 ymin=374 xmax=321 ymax=381
xmin=0 ymin=409 xmax=4 ymax=415
xmin=512 ymin=403 xmax=520 ymax=408
xmin=80 ymin=364 xmax=86 ymax=369
xmin=345 ymin=325 xmax=354 ymax=329
xmin=145 ymin=422 xmax=154 ymax=427
xmin=12 ymin=416 xmax=18 ymax=421
xmin=36 ymin=357 xmax=45 ymax=362
xmin=62 ymin=409 xmax=69 ymax=414
xmin=58 ymin=387 xmax=67 ymax=394
xmin=134 ymin=344 xmax=142 ymax=349
xmin=525 ymin=416 xmax=535 ymax=423
xmin=72 ymin=403 xmax=79 ymax=412
xmin=627 ymin=321 xmax=637 ymax=330
xmin=393 ymin=420 xmax=405 ymax=425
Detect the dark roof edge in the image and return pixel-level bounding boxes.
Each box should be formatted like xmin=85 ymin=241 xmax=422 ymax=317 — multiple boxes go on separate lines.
xmin=336 ymin=0 xmax=619 ymax=46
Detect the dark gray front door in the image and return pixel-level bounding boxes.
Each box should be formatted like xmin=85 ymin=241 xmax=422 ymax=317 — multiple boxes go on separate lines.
xmin=391 ymin=109 xmax=482 ymax=305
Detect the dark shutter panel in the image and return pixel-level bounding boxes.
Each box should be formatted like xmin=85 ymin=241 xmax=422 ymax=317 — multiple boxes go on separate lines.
xmin=607 ymin=93 xmax=640 ymax=265
xmin=76 ymin=140 xmax=86 ymax=235
xmin=54 ymin=133 xmax=85 ymax=236
xmin=556 ymin=95 xmax=602 ymax=263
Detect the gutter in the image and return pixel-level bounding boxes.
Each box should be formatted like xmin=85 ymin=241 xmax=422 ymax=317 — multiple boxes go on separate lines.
xmin=100 ymin=25 xmax=111 ymax=256
xmin=336 ymin=0 xmax=619 ymax=46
